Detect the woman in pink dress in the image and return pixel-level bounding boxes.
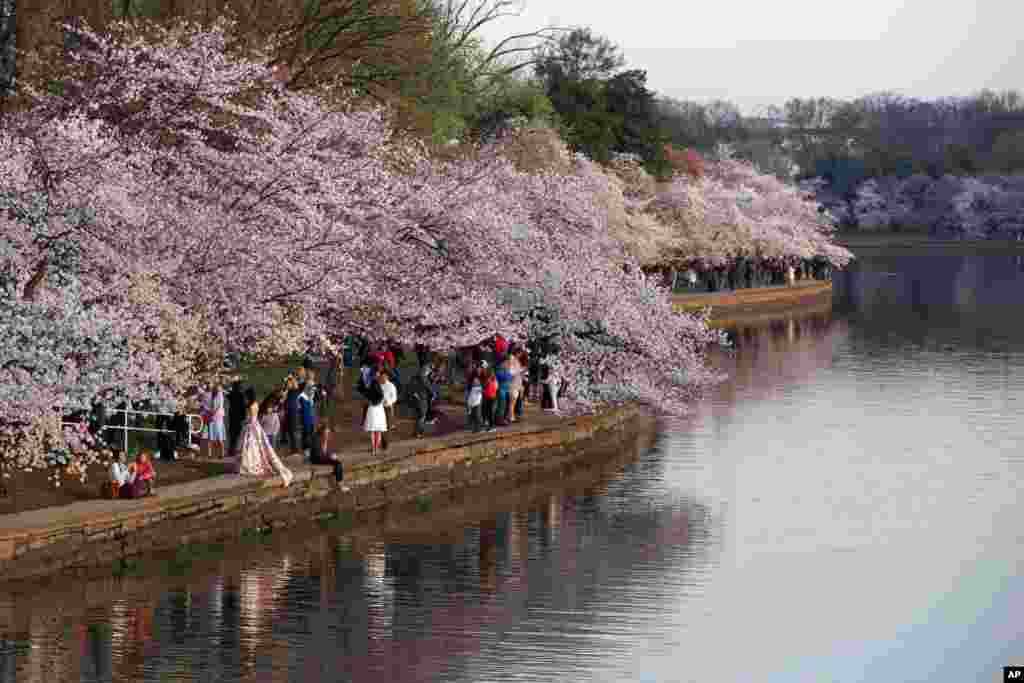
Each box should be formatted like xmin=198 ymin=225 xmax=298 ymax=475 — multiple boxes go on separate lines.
xmin=235 ymin=388 xmax=294 ymax=487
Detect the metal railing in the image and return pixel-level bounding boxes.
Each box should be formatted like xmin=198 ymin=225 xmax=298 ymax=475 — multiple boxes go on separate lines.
xmin=64 ymin=409 xmax=204 ymax=454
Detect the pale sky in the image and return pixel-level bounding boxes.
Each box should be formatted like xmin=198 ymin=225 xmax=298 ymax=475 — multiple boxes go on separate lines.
xmin=476 ymin=0 xmax=1023 ymax=113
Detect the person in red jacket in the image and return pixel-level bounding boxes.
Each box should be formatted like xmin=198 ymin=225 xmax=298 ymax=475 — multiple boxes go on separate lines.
xmin=481 ymin=366 xmax=498 ymax=431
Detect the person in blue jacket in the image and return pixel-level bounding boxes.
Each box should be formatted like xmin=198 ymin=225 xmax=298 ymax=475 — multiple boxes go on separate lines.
xmin=298 ymin=384 xmax=316 ymax=456
xmin=494 ymin=355 xmax=512 ymax=427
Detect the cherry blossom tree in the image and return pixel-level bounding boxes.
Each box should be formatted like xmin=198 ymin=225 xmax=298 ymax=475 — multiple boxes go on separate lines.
xmin=4 ymin=18 xmax=852 ymax=481
xmin=646 ymin=156 xmax=854 ymax=271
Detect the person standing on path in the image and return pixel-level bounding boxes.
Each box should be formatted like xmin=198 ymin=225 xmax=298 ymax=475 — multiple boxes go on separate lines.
xmin=481 ymin=366 xmax=498 ymax=431
xmin=299 ymin=384 xmax=316 ymax=458
xmin=259 ymin=393 xmax=282 ymax=449
xmin=381 ymin=370 xmax=398 ymax=432
xmin=506 ymin=350 xmax=524 ymax=424
xmin=466 ymin=372 xmax=484 ymax=432
xmin=323 ymin=351 xmax=340 ymax=409
xmin=363 ymin=369 xmax=388 ymax=457
xmin=283 ymin=376 xmax=302 ymax=453
xmin=494 ymin=355 xmax=512 ymax=426
xmin=235 ymin=388 xmax=293 ymax=487
xmin=207 ymin=383 xmax=226 ymax=459
xmin=405 ymin=365 xmax=432 ymax=437
xmin=226 ymin=380 xmax=246 ymax=456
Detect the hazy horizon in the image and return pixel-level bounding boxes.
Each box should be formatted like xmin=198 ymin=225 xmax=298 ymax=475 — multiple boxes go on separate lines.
xmin=477 ymin=0 xmax=1023 ymax=114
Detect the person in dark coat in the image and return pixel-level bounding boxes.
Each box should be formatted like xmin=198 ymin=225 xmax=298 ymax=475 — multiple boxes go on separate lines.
xmin=170 ymin=411 xmax=190 ymax=449
xmin=284 ymin=376 xmax=302 ymax=453
xmin=156 ymin=415 xmax=177 ymax=461
xmin=404 ymin=365 xmax=432 ymax=437
xmin=310 ymin=423 xmax=348 ymax=491
xmin=226 ymin=380 xmax=247 ymax=455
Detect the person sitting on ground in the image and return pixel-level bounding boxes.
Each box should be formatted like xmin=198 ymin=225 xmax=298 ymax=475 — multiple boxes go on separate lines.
xmin=309 ymin=423 xmax=349 ymax=491
xmin=106 ymin=452 xmax=130 ymax=498
xmin=107 ymin=454 xmax=130 ymax=497
xmin=120 ymin=452 xmax=156 ymax=499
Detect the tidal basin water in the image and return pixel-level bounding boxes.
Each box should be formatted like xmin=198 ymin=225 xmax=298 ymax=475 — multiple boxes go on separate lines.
xmin=2 ymin=246 xmax=1024 ymax=682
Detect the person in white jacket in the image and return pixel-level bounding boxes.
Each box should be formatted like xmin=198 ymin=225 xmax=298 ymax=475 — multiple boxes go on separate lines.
xmin=380 ymin=372 xmax=398 ymax=428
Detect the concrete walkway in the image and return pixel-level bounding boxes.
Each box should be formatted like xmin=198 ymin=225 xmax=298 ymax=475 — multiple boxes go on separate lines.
xmin=0 ymin=405 xmax=575 ymax=535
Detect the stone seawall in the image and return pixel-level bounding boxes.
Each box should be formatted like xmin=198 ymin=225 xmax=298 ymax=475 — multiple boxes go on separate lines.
xmin=0 ymin=405 xmax=651 ymax=582
xmin=672 ymin=280 xmax=833 ymax=326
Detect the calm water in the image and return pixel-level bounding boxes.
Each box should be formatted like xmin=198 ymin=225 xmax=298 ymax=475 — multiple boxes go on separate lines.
xmin=3 ymin=248 xmax=1024 ymax=683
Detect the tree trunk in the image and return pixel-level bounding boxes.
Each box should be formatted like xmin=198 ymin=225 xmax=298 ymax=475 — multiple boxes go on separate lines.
xmin=0 ymin=0 xmax=15 ymax=104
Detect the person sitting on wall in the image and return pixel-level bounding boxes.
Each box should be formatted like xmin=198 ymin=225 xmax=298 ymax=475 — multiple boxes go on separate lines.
xmin=309 ymin=423 xmax=349 ymax=492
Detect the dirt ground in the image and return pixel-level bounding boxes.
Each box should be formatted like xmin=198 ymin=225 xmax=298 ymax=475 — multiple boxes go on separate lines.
xmin=0 ymin=459 xmax=233 ymax=515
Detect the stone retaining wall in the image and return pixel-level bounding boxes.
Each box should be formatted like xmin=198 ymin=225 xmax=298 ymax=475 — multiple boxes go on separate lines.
xmin=0 ymin=404 xmax=649 ymax=582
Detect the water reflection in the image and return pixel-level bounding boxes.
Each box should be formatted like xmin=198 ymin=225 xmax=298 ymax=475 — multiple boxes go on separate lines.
xmin=1 ymin=249 xmax=1023 ymax=681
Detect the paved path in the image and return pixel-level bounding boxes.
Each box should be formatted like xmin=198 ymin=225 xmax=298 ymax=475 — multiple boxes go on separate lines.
xmin=0 ymin=402 xmax=573 ymax=534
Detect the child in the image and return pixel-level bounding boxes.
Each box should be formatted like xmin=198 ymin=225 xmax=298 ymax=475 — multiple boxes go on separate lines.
xmin=481 ymin=367 xmax=498 ymax=432
xmin=120 ymin=452 xmax=156 ymax=498
xmin=260 ymin=393 xmax=281 ymax=449
xmin=106 ymin=452 xmax=130 ymax=499
xmin=466 ymin=373 xmax=483 ymax=432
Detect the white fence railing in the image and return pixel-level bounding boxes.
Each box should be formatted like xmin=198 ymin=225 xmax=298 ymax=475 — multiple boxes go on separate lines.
xmin=64 ymin=409 xmax=204 ymax=455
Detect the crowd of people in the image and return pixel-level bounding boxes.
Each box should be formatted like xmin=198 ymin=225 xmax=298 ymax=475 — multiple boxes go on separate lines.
xmin=353 ymin=334 xmax=567 ymax=448
xmin=98 ymin=334 xmax=569 ymax=495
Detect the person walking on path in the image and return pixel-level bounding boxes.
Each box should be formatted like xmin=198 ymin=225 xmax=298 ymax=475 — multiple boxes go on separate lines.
xmin=235 ymin=388 xmax=293 ymax=487
xmin=363 ymin=369 xmax=388 ymax=457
